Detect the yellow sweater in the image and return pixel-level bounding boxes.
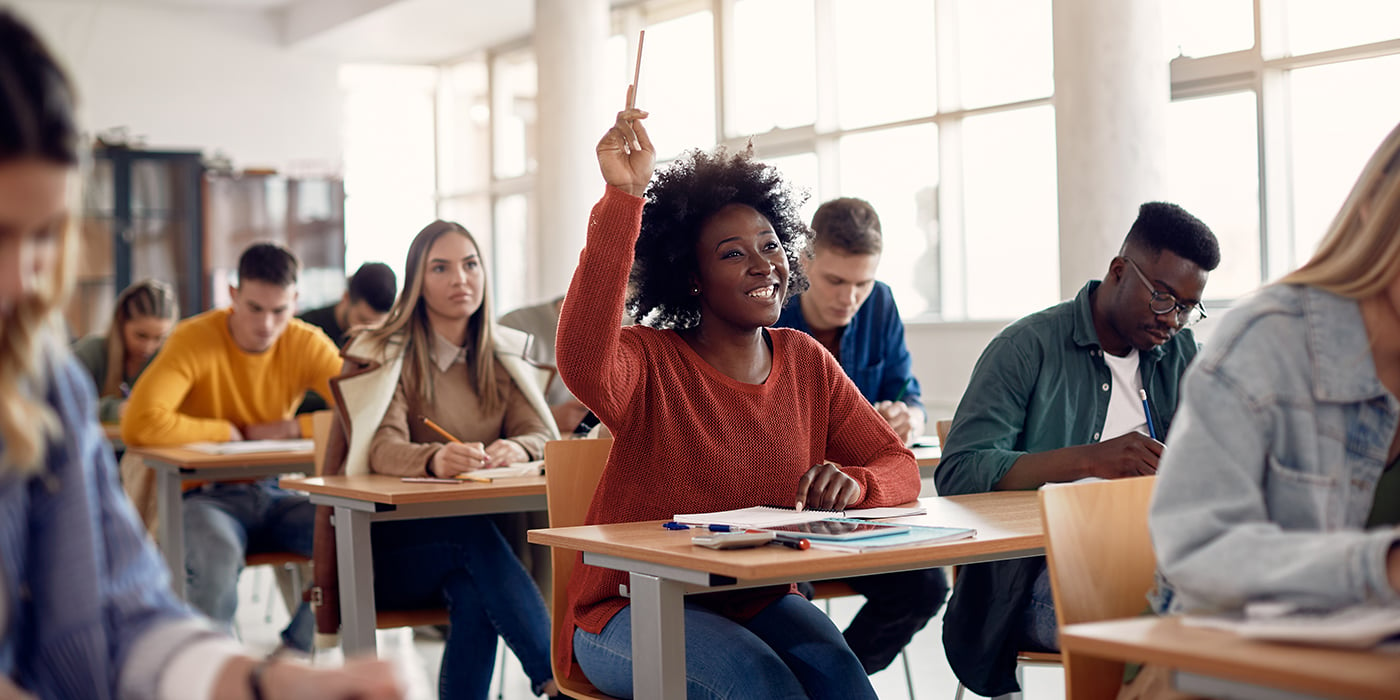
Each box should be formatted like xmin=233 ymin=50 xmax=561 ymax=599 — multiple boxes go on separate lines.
xmin=122 ymin=307 xmax=341 ymax=446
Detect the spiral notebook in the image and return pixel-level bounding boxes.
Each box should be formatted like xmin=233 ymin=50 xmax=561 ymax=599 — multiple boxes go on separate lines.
xmin=672 ymin=505 xmax=842 ymax=529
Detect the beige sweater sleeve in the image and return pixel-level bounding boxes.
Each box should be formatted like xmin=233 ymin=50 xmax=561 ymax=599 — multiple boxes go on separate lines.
xmin=367 ymin=379 xmax=440 ymax=477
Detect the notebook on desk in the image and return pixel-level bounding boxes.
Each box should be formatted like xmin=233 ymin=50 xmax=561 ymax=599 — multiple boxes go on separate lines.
xmin=1183 ymin=603 xmax=1400 ymax=649
xmin=805 ymin=520 xmax=976 ymax=552
xmin=456 ymin=460 xmax=544 ymax=481
xmin=673 ymin=505 xmax=840 ymax=528
xmin=183 ymin=439 xmax=313 ymax=455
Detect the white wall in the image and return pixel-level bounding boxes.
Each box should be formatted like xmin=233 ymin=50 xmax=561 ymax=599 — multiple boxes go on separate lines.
xmin=12 ymin=1 xmax=342 ymax=172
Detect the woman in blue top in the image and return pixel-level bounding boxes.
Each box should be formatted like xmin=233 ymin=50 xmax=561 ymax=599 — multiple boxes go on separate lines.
xmin=0 ymin=9 xmax=400 ymax=699
xmin=1150 ymin=120 xmax=1400 ymax=614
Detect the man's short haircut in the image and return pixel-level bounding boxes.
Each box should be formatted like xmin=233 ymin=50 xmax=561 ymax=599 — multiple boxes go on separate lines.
xmin=346 ymin=262 xmax=397 ymax=313
xmin=810 ymin=197 xmax=882 ymax=256
xmin=1121 ymin=202 xmax=1221 ymax=272
xmin=237 ymin=242 xmax=299 ymax=288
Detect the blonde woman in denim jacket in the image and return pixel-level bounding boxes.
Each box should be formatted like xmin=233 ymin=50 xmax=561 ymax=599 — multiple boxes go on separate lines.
xmin=1150 ymin=121 xmax=1400 ymax=614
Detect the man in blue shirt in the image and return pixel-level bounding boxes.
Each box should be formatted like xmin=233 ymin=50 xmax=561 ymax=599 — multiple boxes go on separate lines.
xmin=775 ymin=197 xmax=946 ymax=674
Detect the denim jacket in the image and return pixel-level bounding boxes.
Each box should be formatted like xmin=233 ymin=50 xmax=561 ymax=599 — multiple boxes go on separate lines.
xmin=1151 ymin=284 xmax=1400 ymax=613
xmin=2 ymin=341 xmax=217 ymax=698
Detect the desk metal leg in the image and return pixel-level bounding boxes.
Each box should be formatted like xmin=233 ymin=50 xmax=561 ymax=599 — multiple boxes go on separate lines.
xmin=155 ymin=467 xmax=185 ymax=598
xmin=335 ymin=506 xmax=377 ymax=655
xmin=628 ymin=572 xmax=687 ymax=700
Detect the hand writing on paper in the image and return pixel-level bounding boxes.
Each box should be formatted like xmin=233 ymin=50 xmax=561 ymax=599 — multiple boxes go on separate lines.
xmin=1083 ymin=432 xmax=1163 ymax=478
xmin=874 ymin=400 xmax=919 ymax=445
xmin=431 ymin=441 xmax=488 ymax=478
xmin=794 ymin=461 xmax=862 ymax=512
xmin=483 ymin=439 xmax=529 ymax=469
xmin=596 ymin=86 xmax=654 ymax=198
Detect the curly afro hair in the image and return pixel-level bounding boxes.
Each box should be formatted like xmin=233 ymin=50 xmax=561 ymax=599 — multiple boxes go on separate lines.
xmin=628 ymin=146 xmax=812 ymax=329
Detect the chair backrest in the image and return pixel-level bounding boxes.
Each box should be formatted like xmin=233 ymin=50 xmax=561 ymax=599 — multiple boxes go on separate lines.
xmin=544 ymin=438 xmax=618 ymax=700
xmin=310 ymin=410 xmax=334 ymax=476
xmin=935 ymin=418 xmax=953 ymax=448
xmin=1040 ymin=475 xmax=1158 ymax=699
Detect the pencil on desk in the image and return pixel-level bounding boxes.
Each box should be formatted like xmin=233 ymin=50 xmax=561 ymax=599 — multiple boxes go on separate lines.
xmin=421 ymin=416 xmax=460 ymax=443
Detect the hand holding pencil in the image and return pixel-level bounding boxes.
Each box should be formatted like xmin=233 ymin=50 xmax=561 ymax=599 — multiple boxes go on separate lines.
xmin=422 ymin=417 xmax=489 ymax=478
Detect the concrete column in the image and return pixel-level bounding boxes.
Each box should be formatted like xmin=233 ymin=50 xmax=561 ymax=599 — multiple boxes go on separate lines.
xmin=1052 ymin=0 xmax=1168 ymax=298
xmin=533 ymin=0 xmax=609 ymax=303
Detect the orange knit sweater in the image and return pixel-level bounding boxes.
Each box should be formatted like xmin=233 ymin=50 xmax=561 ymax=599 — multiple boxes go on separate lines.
xmin=555 ymin=186 xmax=921 ymax=675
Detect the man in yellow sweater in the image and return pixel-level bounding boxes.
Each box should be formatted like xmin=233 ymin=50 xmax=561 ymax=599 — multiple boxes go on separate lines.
xmin=123 ymin=242 xmax=342 ymax=654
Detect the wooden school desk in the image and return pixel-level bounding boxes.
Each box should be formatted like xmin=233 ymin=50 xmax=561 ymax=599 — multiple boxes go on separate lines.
xmin=278 ymin=473 xmax=548 ymax=654
xmin=529 ymin=490 xmax=1043 ymax=699
xmin=127 ymin=444 xmax=314 ymax=598
xmin=1060 ymin=616 xmax=1400 ymax=700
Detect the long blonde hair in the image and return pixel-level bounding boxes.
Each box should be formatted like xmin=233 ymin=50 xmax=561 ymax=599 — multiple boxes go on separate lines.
xmin=101 ymin=278 xmax=178 ymax=397
xmin=1281 ymin=121 xmax=1400 ymax=297
xmin=0 ymin=9 xmax=80 ymax=475
xmin=358 ymin=221 xmax=505 ymax=414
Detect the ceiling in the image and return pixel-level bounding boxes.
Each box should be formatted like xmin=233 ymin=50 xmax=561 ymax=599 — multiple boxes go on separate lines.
xmin=50 ymin=0 xmax=537 ymax=63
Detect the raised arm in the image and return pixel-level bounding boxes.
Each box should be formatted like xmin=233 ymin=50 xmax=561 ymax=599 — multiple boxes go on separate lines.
xmin=556 ymin=98 xmax=655 ymax=428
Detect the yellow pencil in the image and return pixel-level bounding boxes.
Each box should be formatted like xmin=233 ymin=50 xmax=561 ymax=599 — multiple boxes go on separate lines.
xmin=420 ymin=416 xmax=460 ymax=443
xmin=421 ymin=416 xmax=491 ymax=481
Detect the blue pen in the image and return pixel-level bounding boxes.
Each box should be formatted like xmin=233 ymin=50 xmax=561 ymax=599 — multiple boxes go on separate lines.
xmin=662 ymin=521 xmax=690 ymax=530
xmin=707 ymin=524 xmax=747 ymax=532
xmin=1139 ymin=389 xmax=1158 ymax=440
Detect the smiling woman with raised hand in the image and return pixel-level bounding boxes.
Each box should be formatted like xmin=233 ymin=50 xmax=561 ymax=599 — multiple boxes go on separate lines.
xmin=553 ymin=95 xmax=920 ymax=699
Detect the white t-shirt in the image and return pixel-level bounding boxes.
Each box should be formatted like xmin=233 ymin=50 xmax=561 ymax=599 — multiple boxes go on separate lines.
xmin=1099 ymin=348 xmax=1149 ymax=442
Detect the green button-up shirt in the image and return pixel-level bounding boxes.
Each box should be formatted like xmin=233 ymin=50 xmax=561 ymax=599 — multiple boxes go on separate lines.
xmin=936 ymin=280 xmax=1200 ymax=495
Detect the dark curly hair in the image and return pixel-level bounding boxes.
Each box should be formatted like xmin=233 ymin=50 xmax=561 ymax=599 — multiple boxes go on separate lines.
xmin=1122 ymin=201 xmax=1221 ymax=272
xmin=628 ymin=146 xmax=812 ymax=329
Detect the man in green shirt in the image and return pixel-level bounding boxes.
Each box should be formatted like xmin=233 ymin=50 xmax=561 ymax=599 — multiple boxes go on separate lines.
xmin=936 ymin=202 xmax=1220 ymax=697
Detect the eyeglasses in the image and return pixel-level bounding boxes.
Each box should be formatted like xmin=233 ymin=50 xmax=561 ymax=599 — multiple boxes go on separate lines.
xmin=1122 ymin=257 xmax=1207 ymax=326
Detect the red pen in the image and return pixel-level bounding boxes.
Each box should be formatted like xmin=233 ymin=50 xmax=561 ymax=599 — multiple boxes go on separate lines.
xmin=771 ymin=538 xmax=810 ymax=551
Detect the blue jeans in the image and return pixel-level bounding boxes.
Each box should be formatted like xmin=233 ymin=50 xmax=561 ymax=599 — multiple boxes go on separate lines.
xmin=183 ymin=480 xmax=316 ymax=651
xmin=372 ymin=515 xmax=553 ymax=699
xmin=573 ymin=594 xmax=877 ymax=700
xmin=1018 ymin=565 xmax=1059 ymax=652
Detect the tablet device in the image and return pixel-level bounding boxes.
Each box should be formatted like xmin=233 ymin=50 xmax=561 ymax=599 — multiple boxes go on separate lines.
xmin=761 ymin=519 xmax=909 ymax=541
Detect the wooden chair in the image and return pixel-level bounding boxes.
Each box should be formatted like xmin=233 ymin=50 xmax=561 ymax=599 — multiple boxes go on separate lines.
xmin=544 ymin=437 xmax=620 ymax=700
xmin=934 ymin=418 xmax=953 ymax=448
xmin=1040 ymin=476 xmax=1158 ymax=700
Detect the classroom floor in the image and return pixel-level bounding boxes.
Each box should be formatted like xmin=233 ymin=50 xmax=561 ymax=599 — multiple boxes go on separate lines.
xmin=233 ymin=566 xmax=1067 ymax=700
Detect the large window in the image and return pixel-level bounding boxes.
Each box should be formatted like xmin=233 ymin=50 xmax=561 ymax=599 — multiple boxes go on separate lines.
xmin=717 ymin=0 xmax=1056 ymax=321
xmin=1166 ymin=1 xmax=1400 ymax=287
xmin=340 ymin=65 xmax=437 ymax=282
xmin=349 ymin=0 xmax=1400 ymax=324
